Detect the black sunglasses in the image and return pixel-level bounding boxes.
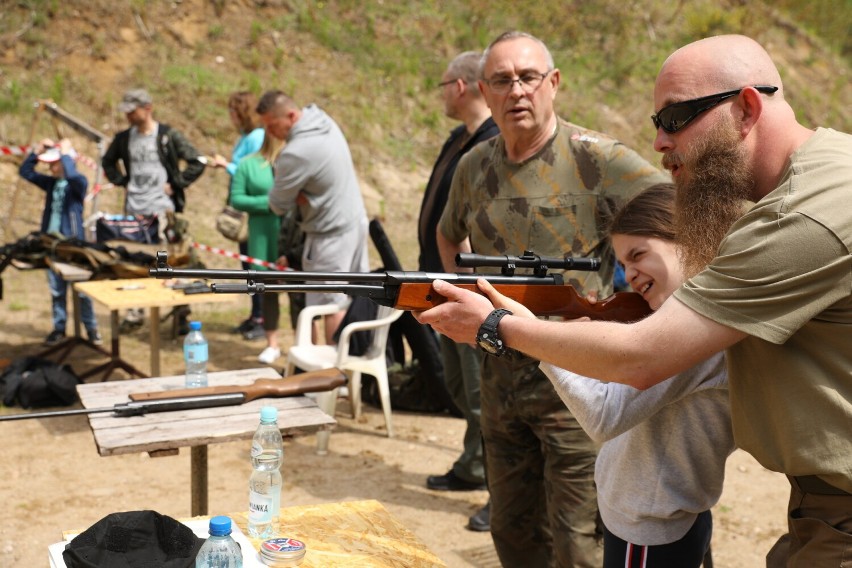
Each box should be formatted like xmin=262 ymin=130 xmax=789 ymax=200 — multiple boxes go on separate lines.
xmin=651 ymin=85 xmax=778 ymax=133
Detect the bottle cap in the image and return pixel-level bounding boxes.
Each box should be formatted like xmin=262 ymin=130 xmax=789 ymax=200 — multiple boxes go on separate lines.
xmin=189 ymin=321 xmax=202 ymax=331
xmin=260 ymin=538 xmax=306 ymax=566
xmin=208 ymin=515 xmax=232 ymax=536
xmin=260 ymin=406 xmax=278 ymax=423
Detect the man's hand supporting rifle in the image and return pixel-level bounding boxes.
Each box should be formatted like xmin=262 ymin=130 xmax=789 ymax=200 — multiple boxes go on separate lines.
xmin=149 ymin=250 xmax=653 ymax=323
xmin=0 ymin=368 xmax=346 ymax=422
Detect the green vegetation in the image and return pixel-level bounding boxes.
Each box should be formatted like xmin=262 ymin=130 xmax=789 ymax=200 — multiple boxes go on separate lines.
xmin=0 ymin=0 xmax=849 ymax=168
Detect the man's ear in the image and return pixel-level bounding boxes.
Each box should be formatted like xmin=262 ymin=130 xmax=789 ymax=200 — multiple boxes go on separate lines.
xmin=736 ymin=87 xmax=764 ymax=136
xmin=549 ymin=68 xmax=561 ymax=99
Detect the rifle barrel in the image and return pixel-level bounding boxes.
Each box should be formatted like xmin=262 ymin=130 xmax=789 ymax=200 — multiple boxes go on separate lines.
xmin=0 ymin=393 xmax=247 ymax=422
xmin=0 ymin=407 xmax=112 ymax=421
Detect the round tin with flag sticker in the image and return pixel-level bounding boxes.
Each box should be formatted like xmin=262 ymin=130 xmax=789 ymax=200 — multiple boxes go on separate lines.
xmin=259 ymin=537 xmax=307 ymax=566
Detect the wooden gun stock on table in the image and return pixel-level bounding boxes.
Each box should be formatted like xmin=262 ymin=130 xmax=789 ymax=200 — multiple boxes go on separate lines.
xmin=129 ymin=367 xmax=346 ymax=402
xmin=0 ymin=368 xmax=346 ymax=422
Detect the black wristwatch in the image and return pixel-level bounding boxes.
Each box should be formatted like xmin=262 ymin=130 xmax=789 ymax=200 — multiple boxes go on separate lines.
xmin=476 ymin=308 xmax=513 ymax=357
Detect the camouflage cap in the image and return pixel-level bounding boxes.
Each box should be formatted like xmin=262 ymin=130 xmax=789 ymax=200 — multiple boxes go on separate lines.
xmin=118 ymin=88 xmax=153 ymax=113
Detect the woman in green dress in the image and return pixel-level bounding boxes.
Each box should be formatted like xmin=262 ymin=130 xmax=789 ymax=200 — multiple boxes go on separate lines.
xmin=230 ymin=130 xmax=286 ymax=364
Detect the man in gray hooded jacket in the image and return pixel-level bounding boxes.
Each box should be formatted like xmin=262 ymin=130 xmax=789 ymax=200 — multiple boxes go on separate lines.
xmin=259 ymin=91 xmax=369 ymax=343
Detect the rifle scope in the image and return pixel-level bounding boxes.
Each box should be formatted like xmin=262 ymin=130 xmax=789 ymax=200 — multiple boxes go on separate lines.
xmin=456 ymin=251 xmax=600 ymax=276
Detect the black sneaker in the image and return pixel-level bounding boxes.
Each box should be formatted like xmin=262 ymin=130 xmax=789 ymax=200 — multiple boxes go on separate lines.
xmin=426 ymin=470 xmax=487 ymax=491
xmin=234 ymin=318 xmax=255 ymax=334
xmin=241 ymin=321 xmax=265 ymax=340
xmin=467 ymin=500 xmax=491 ymax=532
xmin=44 ymin=330 xmax=66 ymax=345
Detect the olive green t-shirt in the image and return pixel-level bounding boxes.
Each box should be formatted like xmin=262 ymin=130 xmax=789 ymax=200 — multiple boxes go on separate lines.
xmin=674 ymin=127 xmax=852 ymax=492
xmin=439 ymin=119 xmax=669 ymax=295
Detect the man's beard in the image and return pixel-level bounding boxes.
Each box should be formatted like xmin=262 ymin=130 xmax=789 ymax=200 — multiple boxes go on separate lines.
xmin=669 ymin=118 xmax=754 ymax=278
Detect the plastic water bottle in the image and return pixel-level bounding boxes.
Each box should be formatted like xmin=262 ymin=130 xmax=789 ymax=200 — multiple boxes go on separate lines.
xmin=248 ymin=406 xmax=283 ymax=538
xmin=184 ymin=321 xmax=208 ymax=388
xmin=195 ymin=515 xmax=243 ymax=568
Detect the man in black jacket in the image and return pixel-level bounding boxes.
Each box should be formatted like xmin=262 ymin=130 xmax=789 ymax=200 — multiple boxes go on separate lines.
xmin=102 ymin=89 xmax=206 ymax=331
xmin=102 ymin=89 xmax=205 ymax=216
xmin=418 ymin=51 xmax=499 ymax=531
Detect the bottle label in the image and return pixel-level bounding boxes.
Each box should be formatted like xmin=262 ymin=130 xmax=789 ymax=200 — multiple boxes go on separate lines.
xmin=249 ymin=490 xmax=273 ymax=523
xmin=184 ymin=343 xmax=208 ymax=363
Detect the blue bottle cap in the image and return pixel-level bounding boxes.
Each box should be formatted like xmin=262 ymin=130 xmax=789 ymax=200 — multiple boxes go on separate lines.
xmin=190 ymin=321 xmax=202 ymax=331
xmin=260 ymin=406 xmax=278 ymax=423
xmin=209 ymin=515 xmax=232 ymax=536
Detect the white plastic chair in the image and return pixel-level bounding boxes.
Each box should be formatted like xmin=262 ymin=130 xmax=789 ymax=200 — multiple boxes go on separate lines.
xmin=284 ymin=302 xmax=403 ymax=454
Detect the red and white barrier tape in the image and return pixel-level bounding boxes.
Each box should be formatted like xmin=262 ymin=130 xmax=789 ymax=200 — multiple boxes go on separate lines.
xmin=191 ymin=241 xmax=291 ymax=271
xmin=85 ymin=182 xmax=116 ymax=201
xmin=0 ymin=145 xmax=29 ymax=156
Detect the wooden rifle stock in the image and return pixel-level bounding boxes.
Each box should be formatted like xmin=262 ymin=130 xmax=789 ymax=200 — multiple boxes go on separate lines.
xmin=395 ymin=283 xmax=652 ymax=322
xmin=129 ymin=368 xmax=347 ymax=403
xmin=149 ymin=250 xmax=651 ymax=323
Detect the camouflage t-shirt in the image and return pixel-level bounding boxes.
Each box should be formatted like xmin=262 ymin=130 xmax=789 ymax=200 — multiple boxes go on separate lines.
xmin=438 ymin=118 xmax=669 ymax=295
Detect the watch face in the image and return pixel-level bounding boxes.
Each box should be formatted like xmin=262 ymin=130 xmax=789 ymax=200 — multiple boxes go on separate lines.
xmin=478 ymin=337 xmax=499 ymax=354
xmin=477 ymin=331 xmax=501 ymax=354
xmin=476 ymin=309 xmax=511 ymax=357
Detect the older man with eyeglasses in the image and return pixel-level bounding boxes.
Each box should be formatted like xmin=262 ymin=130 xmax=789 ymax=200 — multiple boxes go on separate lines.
xmin=420 ymin=34 xmax=852 ymax=568
xmin=434 ymin=31 xmax=668 ymax=567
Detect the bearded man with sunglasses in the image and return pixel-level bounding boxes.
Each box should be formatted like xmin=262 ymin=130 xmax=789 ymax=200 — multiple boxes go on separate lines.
xmin=418 ymin=34 xmax=852 ymax=567
xmin=435 ymin=31 xmax=668 ymax=567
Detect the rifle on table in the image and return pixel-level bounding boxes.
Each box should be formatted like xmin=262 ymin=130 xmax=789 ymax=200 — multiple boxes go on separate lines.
xmin=0 ymin=368 xmax=346 ymax=422
xmin=150 ymin=250 xmax=652 ymax=322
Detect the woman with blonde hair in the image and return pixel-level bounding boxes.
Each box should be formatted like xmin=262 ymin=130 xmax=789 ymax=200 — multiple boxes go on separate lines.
xmin=212 ymin=91 xmax=266 ymax=339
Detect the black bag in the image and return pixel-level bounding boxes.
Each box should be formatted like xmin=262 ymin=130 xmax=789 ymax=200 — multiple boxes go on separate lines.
xmin=95 ymin=214 xmax=159 ymax=244
xmin=0 ymin=357 xmax=81 ymax=408
xmin=331 ymin=295 xmax=379 ymax=356
xmin=367 ymin=218 xmax=461 ymax=416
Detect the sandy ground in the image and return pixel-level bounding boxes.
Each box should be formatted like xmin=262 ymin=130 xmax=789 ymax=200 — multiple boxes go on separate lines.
xmin=0 ymin=267 xmax=790 ymax=567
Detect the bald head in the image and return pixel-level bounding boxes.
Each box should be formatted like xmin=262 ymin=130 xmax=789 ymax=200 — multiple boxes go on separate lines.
xmin=660 ymin=35 xmax=783 ymax=97
xmin=654 ymin=34 xmax=814 ymax=203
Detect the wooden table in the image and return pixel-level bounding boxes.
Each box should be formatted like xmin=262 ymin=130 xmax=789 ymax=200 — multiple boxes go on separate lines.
xmin=72 ymin=277 xmax=236 ymax=379
xmin=52 ymin=500 xmax=446 ymax=568
xmin=77 ymin=367 xmax=336 ymax=516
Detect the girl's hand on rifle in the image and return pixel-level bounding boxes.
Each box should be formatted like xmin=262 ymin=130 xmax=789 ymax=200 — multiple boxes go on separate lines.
xmin=476 ymin=278 xmax=535 ymax=319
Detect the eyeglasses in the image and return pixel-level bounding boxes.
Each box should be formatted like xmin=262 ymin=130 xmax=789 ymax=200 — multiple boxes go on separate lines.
xmin=651 ymin=85 xmax=778 ymax=133
xmin=437 ymin=79 xmax=458 ymax=89
xmin=483 ymin=70 xmax=552 ymax=95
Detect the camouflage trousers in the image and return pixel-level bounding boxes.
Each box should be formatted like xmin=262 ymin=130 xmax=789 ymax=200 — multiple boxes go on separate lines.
xmin=481 ymin=353 xmax=601 ymax=568
xmin=439 ymin=335 xmax=485 ymax=484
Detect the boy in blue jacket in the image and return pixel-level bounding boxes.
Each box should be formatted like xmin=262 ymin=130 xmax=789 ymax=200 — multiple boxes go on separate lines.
xmin=19 ymin=138 xmax=102 ymax=346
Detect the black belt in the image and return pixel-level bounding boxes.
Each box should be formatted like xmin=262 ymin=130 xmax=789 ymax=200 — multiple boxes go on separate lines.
xmin=792 ymin=475 xmax=852 ymax=496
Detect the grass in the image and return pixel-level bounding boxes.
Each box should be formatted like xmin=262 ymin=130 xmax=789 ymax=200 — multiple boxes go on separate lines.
xmin=0 ymin=0 xmax=850 ymax=271
xmin=1 ymin=0 xmax=850 ymax=161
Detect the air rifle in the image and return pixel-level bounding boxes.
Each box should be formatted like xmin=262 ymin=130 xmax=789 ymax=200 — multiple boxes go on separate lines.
xmin=0 ymin=368 xmax=346 ymax=422
xmin=150 ymin=250 xmax=652 ymax=322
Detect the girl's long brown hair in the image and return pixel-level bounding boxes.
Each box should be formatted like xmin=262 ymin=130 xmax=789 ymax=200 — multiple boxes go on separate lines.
xmin=608 ymin=183 xmax=677 ymax=241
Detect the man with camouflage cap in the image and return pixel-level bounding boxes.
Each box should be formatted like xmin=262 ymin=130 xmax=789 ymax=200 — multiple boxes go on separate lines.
xmin=102 ymin=88 xmax=206 ymax=332
xmin=436 ymin=31 xmax=668 ymax=566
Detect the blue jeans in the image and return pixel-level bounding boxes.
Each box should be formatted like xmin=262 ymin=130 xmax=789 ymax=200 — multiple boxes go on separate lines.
xmin=47 ymin=270 xmax=98 ymax=333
